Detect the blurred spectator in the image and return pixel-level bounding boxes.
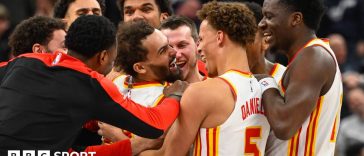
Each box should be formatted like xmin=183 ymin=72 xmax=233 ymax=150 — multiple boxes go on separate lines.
xmin=329 ymin=33 xmax=348 ymax=72
xmin=343 ymin=72 xmax=364 ymax=89
xmin=0 ymin=4 xmax=10 ymax=62
xmin=0 ymin=0 xmax=35 ymax=28
xmin=319 ymin=0 xmax=364 ymax=72
xmin=35 ymin=0 xmax=58 ymax=17
xmin=0 ymin=0 xmax=35 ymax=62
xmin=337 ymin=87 xmax=364 ymax=156
xmin=172 ymin=0 xmax=201 ymax=27
xmin=345 ymin=143 xmax=364 ymax=156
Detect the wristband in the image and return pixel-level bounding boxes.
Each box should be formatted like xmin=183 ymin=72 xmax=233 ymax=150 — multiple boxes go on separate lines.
xmin=166 ymin=92 xmax=183 ymax=101
xmin=259 ymin=77 xmax=278 ymax=93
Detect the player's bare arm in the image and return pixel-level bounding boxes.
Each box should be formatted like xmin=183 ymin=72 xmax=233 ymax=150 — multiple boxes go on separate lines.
xmin=140 ymin=78 xmax=233 ymax=156
xmin=262 ymin=46 xmax=336 ymax=139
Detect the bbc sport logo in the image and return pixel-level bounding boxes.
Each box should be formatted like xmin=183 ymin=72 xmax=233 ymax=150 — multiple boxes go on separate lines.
xmin=8 ymin=150 xmax=96 ymax=156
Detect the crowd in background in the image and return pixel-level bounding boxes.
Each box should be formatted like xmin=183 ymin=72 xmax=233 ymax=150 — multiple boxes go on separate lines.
xmin=0 ymin=0 xmax=363 ymax=155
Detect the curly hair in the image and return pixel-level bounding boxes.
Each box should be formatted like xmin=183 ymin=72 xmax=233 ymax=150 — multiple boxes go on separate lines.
xmin=117 ymin=0 xmax=172 ymax=21
xmin=159 ymin=15 xmax=198 ymax=42
xmin=53 ymin=0 xmax=106 ymax=18
xmin=279 ymin=0 xmax=326 ymax=31
xmin=8 ymin=16 xmax=66 ymax=56
xmin=115 ymin=20 xmax=155 ymax=77
xmin=197 ymin=1 xmax=257 ymax=47
xmin=65 ymin=15 xmax=116 ymax=59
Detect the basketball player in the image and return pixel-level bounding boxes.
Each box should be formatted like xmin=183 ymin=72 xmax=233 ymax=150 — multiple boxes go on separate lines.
xmin=160 ymin=15 xmax=206 ymax=83
xmin=257 ymin=0 xmax=343 ymax=155
xmin=98 ymin=16 xmax=205 ymax=143
xmin=244 ymin=2 xmax=286 ymax=82
xmin=140 ymin=2 xmax=270 ymax=155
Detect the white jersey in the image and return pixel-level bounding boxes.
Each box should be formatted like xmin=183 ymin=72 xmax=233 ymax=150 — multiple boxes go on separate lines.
xmin=193 ymin=70 xmax=270 ymax=156
xmin=269 ymin=63 xmax=287 ymax=96
xmin=265 ymin=38 xmax=343 ymax=156
xmin=269 ymin=63 xmax=286 ymax=84
xmin=113 ymin=75 xmax=166 ymax=107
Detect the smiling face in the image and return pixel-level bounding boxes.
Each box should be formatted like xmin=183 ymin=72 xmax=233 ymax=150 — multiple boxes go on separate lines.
xmin=123 ymin=0 xmax=166 ymax=28
xmin=259 ymin=0 xmax=293 ymax=52
xmin=141 ymin=29 xmax=181 ymax=82
xmin=197 ymin=20 xmax=219 ymax=77
xmin=161 ymin=25 xmax=198 ymax=81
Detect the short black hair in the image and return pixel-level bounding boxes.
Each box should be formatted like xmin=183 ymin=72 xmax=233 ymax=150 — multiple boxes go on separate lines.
xmin=159 ymin=15 xmax=198 ymax=42
xmin=244 ymin=2 xmax=263 ymax=24
xmin=117 ymin=0 xmax=172 ymax=21
xmin=53 ymin=0 xmax=106 ymax=18
xmin=115 ymin=20 xmax=155 ymax=76
xmin=279 ymin=0 xmax=326 ymax=31
xmin=65 ymin=15 xmax=116 ymax=59
xmin=9 ymin=16 xmax=66 ymax=56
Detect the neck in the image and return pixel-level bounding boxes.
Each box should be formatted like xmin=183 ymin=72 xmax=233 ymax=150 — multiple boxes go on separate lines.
xmin=217 ymin=44 xmax=250 ymax=75
xmin=67 ymin=50 xmax=95 ymax=69
xmin=185 ymin=65 xmax=204 ymax=83
xmin=264 ymin=59 xmax=276 ymax=75
xmin=251 ymin=55 xmax=267 ymax=74
xmin=133 ymin=75 xmax=163 ymax=84
xmin=286 ymin=30 xmax=317 ymax=60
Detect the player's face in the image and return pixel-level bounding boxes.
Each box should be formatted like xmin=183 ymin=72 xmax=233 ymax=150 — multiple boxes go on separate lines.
xmin=142 ymin=29 xmax=181 ymax=83
xmin=198 ymin=20 xmax=218 ymax=77
xmin=45 ymin=29 xmax=67 ymax=53
xmin=259 ymin=0 xmax=292 ymax=52
xmin=161 ymin=26 xmax=198 ymax=81
xmin=64 ymin=0 xmax=102 ymax=29
xmin=246 ymin=31 xmax=267 ymax=71
xmin=123 ymin=0 xmax=166 ymax=28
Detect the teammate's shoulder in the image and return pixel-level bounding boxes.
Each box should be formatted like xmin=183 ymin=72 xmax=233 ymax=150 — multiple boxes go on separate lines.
xmin=293 ymin=45 xmax=335 ymax=68
xmin=184 ymin=78 xmax=230 ymax=98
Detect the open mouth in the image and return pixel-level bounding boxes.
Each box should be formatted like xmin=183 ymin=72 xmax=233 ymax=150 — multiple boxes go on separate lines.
xmin=263 ymin=32 xmax=273 ymax=42
xmin=176 ymin=61 xmax=186 ymax=69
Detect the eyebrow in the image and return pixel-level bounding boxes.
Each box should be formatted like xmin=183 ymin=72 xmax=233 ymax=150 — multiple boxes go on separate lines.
xmin=76 ymin=7 xmax=100 ymax=13
xmin=157 ymin=44 xmax=169 ymax=54
xmin=124 ymin=3 xmax=154 ymax=9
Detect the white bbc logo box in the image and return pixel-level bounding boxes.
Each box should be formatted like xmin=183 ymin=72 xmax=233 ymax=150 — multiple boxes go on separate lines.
xmin=8 ymin=150 xmax=50 ymax=156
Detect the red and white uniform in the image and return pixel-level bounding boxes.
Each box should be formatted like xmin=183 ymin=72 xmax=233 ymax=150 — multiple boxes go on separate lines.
xmin=193 ymin=70 xmax=270 ymax=156
xmin=265 ymin=38 xmax=343 ymax=156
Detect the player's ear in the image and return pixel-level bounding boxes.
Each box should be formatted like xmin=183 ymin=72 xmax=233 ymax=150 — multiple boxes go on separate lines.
xmin=32 ymin=43 xmax=46 ymax=53
xmin=133 ymin=62 xmax=147 ymax=74
xmin=216 ymin=30 xmax=224 ymax=46
xmin=290 ymin=12 xmax=303 ymax=27
xmin=160 ymin=12 xmax=169 ymax=21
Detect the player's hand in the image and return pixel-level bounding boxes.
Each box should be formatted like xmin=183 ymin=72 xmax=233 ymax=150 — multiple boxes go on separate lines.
xmin=254 ymin=74 xmax=271 ymax=81
xmin=131 ymin=135 xmax=164 ymax=156
xmin=97 ymin=122 xmax=129 ymax=142
xmin=163 ymin=80 xmax=189 ymax=101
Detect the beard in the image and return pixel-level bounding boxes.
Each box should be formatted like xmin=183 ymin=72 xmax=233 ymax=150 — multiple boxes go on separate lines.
xmin=149 ymin=64 xmax=182 ymax=83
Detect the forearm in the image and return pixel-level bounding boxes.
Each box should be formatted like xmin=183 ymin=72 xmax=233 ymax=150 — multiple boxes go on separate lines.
xmin=262 ymin=89 xmax=303 ymax=139
xmin=96 ymin=87 xmax=180 ymax=138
